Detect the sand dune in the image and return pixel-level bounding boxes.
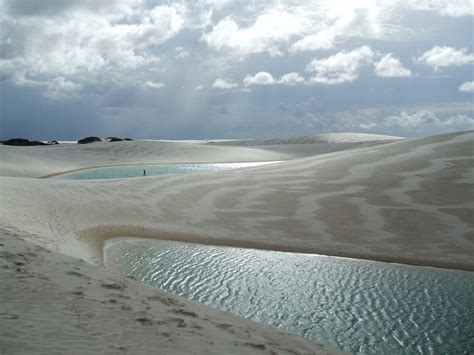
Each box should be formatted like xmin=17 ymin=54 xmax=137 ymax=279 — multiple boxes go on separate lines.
xmin=0 ymin=131 xmax=472 ymax=269
xmin=208 ymin=132 xmax=403 ymax=145
xmin=0 ymin=131 xmax=472 ymax=353
xmin=0 ymin=140 xmax=292 ymax=178
xmin=0 ymin=133 xmax=403 ymax=178
xmin=0 ymin=230 xmax=341 ymax=354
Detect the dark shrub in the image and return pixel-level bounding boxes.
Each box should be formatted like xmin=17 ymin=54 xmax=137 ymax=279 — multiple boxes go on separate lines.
xmin=2 ymin=138 xmax=46 ymax=146
xmin=108 ymin=137 xmax=123 ymax=142
xmin=78 ymin=136 xmax=102 ymax=144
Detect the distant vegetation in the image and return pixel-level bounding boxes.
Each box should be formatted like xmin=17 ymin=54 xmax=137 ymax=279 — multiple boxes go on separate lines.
xmin=1 ymin=137 xmax=133 ymax=146
xmin=107 ymin=137 xmax=123 ymax=142
xmin=77 ymin=136 xmax=133 ymax=144
xmin=77 ymin=136 xmax=102 ymax=144
xmin=2 ymin=138 xmax=47 ymax=146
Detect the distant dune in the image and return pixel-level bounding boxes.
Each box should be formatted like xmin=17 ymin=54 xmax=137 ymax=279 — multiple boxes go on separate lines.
xmin=208 ymin=132 xmax=404 ymax=145
xmin=0 ymin=130 xmax=472 ymax=353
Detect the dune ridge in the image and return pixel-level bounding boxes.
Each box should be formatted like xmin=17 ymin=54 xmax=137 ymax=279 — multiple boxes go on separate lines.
xmin=0 ymin=130 xmax=472 ymax=353
xmin=208 ymin=132 xmax=404 ymax=145
xmin=0 ymin=131 xmax=472 ymax=270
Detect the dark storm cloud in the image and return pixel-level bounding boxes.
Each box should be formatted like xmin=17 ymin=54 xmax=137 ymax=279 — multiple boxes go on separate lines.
xmin=0 ymin=0 xmax=472 ymax=140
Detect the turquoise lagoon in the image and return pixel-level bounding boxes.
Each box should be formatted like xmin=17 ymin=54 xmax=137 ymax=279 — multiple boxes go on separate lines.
xmin=106 ymin=240 xmax=474 ymax=355
xmin=53 ymin=162 xmax=280 ymax=180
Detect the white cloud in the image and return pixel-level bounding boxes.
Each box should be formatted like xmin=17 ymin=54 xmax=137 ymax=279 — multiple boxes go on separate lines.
xmin=306 ymin=46 xmax=374 ymax=84
xmin=278 ymin=72 xmax=305 ymax=85
xmin=359 ymin=122 xmax=377 ymax=130
xmin=441 ymin=114 xmax=474 ymax=128
xmin=12 ymin=72 xmax=83 ymax=99
xmin=392 ymin=0 xmax=474 ymax=17
xmin=374 ymin=54 xmax=411 ymax=77
xmin=243 ymin=72 xmax=275 ymax=87
xmin=2 ymin=3 xmax=184 ymax=98
xmin=384 ymin=110 xmax=474 ymax=130
xmin=195 ymin=84 xmax=204 ymax=90
xmin=418 ymin=46 xmax=474 ymax=70
xmin=175 ymin=46 xmax=190 ymax=59
xmin=384 ymin=110 xmax=440 ymax=127
xmin=290 ymin=30 xmax=336 ymax=52
xmin=241 ymin=71 xmax=306 ymax=87
xmin=459 ymin=81 xmax=474 ymax=93
xmin=201 ymin=9 xmax=304 ymax=56
xmin=44 ymin=77 xmax=84 ymax=99
xmin=140 ymin=81 xmax=165 ymax=89
xmin=212 ymin=78 xmax=238 ymax=89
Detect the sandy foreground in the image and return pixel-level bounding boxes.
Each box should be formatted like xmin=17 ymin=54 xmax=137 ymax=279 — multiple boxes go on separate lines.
xmin=0 ymin=229 xmax=342 ymax=354
xmin=0 ymin=131 xmax=472 ymax=353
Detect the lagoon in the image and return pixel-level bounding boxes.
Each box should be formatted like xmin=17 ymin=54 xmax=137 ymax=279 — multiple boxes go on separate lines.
xmin=106 ymin=239 xmax=474 ymax=354
xmin=52 ymin=161 xmax=281 ymax=180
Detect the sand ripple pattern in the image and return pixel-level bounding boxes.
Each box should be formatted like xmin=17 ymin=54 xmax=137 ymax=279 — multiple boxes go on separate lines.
xmin=108 ymin=240 xmax=474 ymax=355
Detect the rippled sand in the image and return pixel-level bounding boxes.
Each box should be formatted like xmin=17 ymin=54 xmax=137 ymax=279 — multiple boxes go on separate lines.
xmin=1 ymin=131 xmax=471 ymax=269
xmin=0 ymin=131 xmax=472 ymax=353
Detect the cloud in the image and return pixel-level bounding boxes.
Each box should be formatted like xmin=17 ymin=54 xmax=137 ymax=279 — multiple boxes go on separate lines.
xmin=243 ymin=72 xmax=275 ymax=87
xmin=195 ymin=84 xmax=204 ymax=90
xmin=393 ymin=0 xmax=474 ymax=17
xmin=44 ymin=76 xmax=84 ymax=99
xmin=359 ymin=122 xmax=377 ymax=130
xmin=212 ymin=78 xmax=238 ymax=89
xmin=374 ymin=54 xmax=412 ymax=77
xmin=3 ymin=0 xmax=140 ymax=18
xmin=175 ymin=46 xmax=190 ymax=59
xmin=418 ymin=46 xmax=474 ymax=70
xmin=306 ymin=46 xmax=374 ymax=84
xmin=290 ymin=30 xmax=336 ymax=52
xmin=243 ymin=71 xmax=306 ymax=87
xmin=278 ymin=72 xmax=305 ymax=85
xmin=201 ymin=9 xmax=304 ymax=56
xmin=11 ymin=72 xmax=83 ymax=99
xmin=384 ymin=110 xmax=474 ymax=130
xmin=384 ymin=110 xmax=440 ymax=127
xmin=1 ymin=3 xmax=184 ymax=98
xmin=277 ymin=103 xmax=290 ymax=112
xmin=459 ymin=81 xmax=474 ymax=93
xmin=139 ymin=81 xmax=165 ymax=89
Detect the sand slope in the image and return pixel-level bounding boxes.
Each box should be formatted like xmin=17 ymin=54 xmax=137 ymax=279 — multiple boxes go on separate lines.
xmin=0 ymin=134 xmax=402 ymax=178
xmin=0 ymin=131 xmax=471 ymax=353
xmin=208 ymin=132 xmax=403 ymax=145
xmin=0 ymin=230 xmax=341 ymax=354
xmin=0 ymin=131 xmax=472 ymax=270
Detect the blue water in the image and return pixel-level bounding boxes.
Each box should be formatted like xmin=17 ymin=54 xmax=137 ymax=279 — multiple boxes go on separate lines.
xmin=53 ymin=162 xmax=280 ymax=180
xmin=106 ymin=240 xmax=474 ymax=354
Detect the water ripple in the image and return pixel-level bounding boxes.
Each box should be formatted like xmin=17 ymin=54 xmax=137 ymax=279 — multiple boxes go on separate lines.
xmin=107 ymin=240 xmax=474 ymax=354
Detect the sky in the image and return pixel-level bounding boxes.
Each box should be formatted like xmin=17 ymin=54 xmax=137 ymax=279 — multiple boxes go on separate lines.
xmin=0 ymin=0 xmax=473 ymax=140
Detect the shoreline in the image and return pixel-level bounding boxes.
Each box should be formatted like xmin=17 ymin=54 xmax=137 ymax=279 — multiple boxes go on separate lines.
xmin=2 ymin=132 xmax=473 ymax=275
xmin=0 ymin=228 xmax=343 ymax=354
xmin=79 ymin=226 xmax=474 ymax=272
xmin=1 ymin=131 xmax=472 ymax=353
xmin=40 ymin=160 xmax=287 ymax=179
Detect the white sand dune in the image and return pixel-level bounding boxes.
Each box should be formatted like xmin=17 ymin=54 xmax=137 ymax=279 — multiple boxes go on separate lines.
xmin=0 ymin=131 xmax=471 ymax=269
xmin=0 ymin=230 xmax=341 ymax=354
xmin=208 ymin=132 xmax=404 ymax=145
xmin=0 ymin=130 xmax=472 ymax=353
xmin=0 ymin=140 xmax=293 ymax=178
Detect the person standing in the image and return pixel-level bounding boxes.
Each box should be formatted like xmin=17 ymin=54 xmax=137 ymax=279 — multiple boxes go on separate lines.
xmin=143 ymin=169 xmax=146 ymax=176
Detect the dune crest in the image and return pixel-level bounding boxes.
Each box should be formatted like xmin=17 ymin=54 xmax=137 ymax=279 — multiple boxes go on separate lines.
xmin=0 ymin=131 xmax=472 ymax=270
